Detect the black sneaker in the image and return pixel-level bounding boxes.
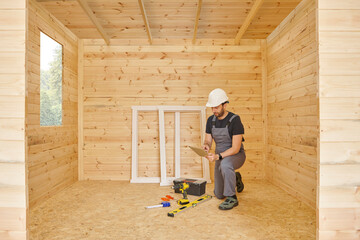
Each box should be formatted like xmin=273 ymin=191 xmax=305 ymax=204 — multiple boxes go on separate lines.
xmin=236 ymin=172 xmax=244 ymax=193
xmin=219 ymin=196 xmax=238 ymax=210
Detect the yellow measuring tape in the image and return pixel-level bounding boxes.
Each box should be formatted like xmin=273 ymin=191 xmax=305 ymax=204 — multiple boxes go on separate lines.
xmin=167 ymin=195 xmax=212 ymax=217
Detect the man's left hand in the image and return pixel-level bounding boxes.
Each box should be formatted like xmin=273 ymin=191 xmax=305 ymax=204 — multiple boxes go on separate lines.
xmin=206 ymin=153 xmax=219 ymax=162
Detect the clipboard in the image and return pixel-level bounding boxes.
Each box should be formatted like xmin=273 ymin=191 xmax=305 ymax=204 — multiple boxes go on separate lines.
xmin=189 ymin=146 xmax=209 ymax=157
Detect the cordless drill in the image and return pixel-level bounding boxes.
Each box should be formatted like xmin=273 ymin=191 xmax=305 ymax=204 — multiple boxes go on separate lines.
xmin=172 ymin=182 xmax=190 ymax=205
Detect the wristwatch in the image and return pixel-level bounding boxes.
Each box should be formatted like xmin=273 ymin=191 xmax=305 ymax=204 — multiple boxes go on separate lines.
xmin=218 ymin=153 xmax=223 ymax=160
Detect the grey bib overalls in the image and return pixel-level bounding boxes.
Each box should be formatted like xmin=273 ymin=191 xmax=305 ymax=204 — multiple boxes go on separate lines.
xmin=211 ymin=114 xmax=246 ymax=199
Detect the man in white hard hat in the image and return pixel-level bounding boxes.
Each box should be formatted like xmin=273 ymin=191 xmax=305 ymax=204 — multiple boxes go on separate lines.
xmin=202 ymin=88 xmax=246 ymax=210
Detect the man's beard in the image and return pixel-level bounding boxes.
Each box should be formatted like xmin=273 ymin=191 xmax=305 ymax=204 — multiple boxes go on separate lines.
xmin=215 ymin=107 xmax=225 ymax=118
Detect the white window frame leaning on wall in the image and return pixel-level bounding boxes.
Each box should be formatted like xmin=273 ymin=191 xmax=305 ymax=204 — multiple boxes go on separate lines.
xmin=131 ymin=106 xmax=211 ymax=186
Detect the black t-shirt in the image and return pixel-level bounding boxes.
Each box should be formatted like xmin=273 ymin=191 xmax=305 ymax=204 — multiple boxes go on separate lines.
xmin=206 ymin=112 xmax=245 ymax=141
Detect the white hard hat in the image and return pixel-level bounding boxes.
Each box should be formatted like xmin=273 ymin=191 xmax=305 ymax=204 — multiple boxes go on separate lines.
xmin=206 ymin=88 xmax=229 ymax=107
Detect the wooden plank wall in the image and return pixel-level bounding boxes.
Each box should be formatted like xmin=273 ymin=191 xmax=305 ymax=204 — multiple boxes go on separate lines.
xmin=0 ymin=0 xmax=27 ymax=239
xmin=80 ymin=39 xmax=264 ymax=181
xmin=318 ymin=0 xmax=360 ymax=239
xmin=266 ymin=0 xmax=317 ymax=208
xmin=27 ymin=0 xmax=78 ymax=207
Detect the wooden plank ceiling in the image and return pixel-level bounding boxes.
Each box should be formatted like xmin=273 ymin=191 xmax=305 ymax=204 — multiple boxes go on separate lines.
xmin=37 ymin=0 xmax=301 ymax=44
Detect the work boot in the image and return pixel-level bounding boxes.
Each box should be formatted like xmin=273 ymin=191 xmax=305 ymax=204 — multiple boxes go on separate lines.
xmin=236 ymin=172 xmax=244 ymax=193
xmin=219 ymin=196 xmax=238 ymax=210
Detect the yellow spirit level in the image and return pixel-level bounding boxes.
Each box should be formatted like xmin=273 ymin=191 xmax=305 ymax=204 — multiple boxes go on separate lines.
xmin=167 ymin=195 xmax=212 ymax=217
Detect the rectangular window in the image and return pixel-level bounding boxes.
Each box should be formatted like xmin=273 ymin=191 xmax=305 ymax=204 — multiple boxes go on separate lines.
xmin=40 ymin=32 xmax=63 ymax=126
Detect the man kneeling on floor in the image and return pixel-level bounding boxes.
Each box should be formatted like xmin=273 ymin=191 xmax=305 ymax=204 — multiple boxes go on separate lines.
xmin=202 ymin=88 xmax=246 ymax=210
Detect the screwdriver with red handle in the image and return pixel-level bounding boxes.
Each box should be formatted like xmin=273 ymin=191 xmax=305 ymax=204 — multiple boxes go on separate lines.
xmin=161 ymin=195 xmax=174 ymax=201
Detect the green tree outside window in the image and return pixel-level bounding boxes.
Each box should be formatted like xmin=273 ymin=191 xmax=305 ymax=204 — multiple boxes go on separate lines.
xmin=40 ymin=32 xmax=62 ymax=126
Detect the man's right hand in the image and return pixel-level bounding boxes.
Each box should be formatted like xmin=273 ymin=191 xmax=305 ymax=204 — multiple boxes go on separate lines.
xmin=202 ymin=144 xmax=210 ymax=152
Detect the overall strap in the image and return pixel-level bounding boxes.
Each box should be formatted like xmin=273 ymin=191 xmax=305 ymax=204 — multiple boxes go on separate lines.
xmin=211 ymin=115 xmax=216 ymax=128
xmin=226 ymin=114 xmax=238 ymax=127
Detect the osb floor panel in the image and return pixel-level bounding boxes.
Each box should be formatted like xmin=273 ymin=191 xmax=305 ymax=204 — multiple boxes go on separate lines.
xmin=30 ymin=180 xmax=315 ymax=240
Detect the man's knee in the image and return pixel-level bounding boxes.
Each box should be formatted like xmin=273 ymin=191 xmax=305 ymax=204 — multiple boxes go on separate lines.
xmin=219 ymin=159 xmax=234 ymax=172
